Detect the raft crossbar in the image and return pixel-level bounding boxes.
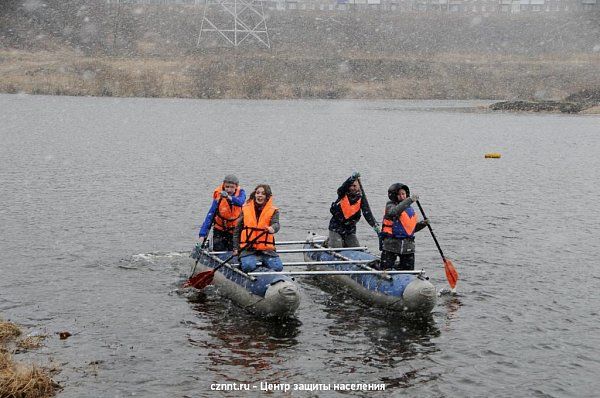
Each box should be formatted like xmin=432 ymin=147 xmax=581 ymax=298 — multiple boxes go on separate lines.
xmin=277 ymin=239 xmax=326 ymax=245
xmin=281 ymin=260 xmax=375 ymax=266
xmin=202 ymin=250 xmax=256 ymax=281
xmin=208 ymin=247 xmax=368 ymax=255
xmin=249 ymin=270 xmax=424 ymax=276
xmin=311 ymin=242 xmax=392 ymax=281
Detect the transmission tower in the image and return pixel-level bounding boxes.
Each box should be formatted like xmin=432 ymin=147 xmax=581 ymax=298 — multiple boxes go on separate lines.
xmin=197 ymin=0 xmax=271 ymax=49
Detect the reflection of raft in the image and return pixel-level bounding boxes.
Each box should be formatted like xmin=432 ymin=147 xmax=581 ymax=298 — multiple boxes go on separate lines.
xmin=302 ymin=237 xmax=436 ymax=314
xmin=190 ymin=246 xmax=300 ymax=317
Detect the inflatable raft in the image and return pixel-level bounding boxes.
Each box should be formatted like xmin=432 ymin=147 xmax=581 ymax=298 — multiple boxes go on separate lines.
xmin=190 ymin=245 xmax=300 ymax=317
xmin=302 ymin=238 xmax=436 ymax=314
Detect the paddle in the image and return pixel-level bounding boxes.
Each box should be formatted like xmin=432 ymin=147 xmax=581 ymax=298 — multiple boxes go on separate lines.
xmin=356 ymin=176 xmax=382 ymax=250
xmin=187 ymin=196 xmax=224 ymax=280
xmin=415 ymin=200 xmax=459 ymax=290
xmin=356 ymin=177 xmax=377 ymax=232
xmin=183 ymin=229 xmax=270 ymax=290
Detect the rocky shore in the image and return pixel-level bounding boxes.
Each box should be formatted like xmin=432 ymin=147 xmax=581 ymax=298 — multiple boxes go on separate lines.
xmin=489 ymin=89 xmax=600 ymax=114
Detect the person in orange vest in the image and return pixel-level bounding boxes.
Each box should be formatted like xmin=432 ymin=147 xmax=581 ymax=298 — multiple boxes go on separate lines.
xmin=198 ymin=175 xmax=246 ymax=251
xmin=232 ymin=184 xmax=283 ymax=273
xmin=380 ymin=183 xmax=429 ymax=271
xmin=328 ymin=172 xmax=380 ymax=248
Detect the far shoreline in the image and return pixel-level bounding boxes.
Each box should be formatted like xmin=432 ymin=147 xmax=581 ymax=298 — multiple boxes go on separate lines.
xmin=1 ymin=49 xmax=598 ymax=107
xmin=5 ymin=90 xmax=600 ymax=115
xmin=0 ymin=91 xmax=499 ymax=114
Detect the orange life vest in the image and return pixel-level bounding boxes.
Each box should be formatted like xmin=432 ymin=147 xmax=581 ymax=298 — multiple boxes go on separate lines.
xmin=339 ymin=195 xmax=361 ymax=219
xmin=240 ymin=197 xmax=277 ymax=251
xmin=212 ymin=184 xmax=242 ymax=233
xmin=382 ymin=206 xmax=418 ymax=238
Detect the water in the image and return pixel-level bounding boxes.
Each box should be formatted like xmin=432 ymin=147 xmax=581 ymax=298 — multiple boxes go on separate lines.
xmin=1 ymin=94 xmax=599 ymax=397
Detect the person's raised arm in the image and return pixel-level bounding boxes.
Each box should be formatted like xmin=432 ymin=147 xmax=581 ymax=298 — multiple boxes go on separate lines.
xmin=229 ymin=188 xmax=246 ymax=207
xmin=337 ymin=173 xmax=359 ymax=198
xmin=384 ymin=195 xmax=419 ymax=220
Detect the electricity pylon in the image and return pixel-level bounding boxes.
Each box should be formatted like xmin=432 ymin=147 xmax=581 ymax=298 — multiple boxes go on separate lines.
xmin=197 ymin=0 xmax=271 ymax=49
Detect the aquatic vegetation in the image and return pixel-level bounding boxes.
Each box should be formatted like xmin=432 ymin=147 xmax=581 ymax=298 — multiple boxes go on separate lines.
xmin=0 ymin=320 xmax=58 ymax=398
xmin=0 ymin=321 xmax=21 ymax=343
xmin=0 ymin=355 xmax=58 ymax=398
xmin=17 ymin=336 xmax=47 ymax=351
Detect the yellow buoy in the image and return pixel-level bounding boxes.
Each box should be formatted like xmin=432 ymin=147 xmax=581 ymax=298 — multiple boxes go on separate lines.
xmin=485 ymin=153 xmax=501 ymax=159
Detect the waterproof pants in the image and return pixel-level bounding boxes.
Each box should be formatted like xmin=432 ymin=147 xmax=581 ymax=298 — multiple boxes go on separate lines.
xmin=380 ymin=250 xmax=415 ymax=271
xmin=212 ymin=229 xmax=233 ymax=252
xmin=328 ymin=230 xmax=360 ymax=248
xmin=240 ymin=253 xmax=283 ymax=273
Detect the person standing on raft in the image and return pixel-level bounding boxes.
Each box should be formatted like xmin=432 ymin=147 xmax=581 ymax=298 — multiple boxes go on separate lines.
xmin=328 ymin=172 xmax=380 ymax=248
xmin=380 ymin=183 xmax=429 ymax=271
xmin=198 ymin=175 xmax=246 ymax=251
xmin=233 ymin=184 xmax=283 ymax=273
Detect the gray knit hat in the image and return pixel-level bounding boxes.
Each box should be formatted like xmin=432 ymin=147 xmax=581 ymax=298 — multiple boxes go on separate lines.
xmin=223 ymin=174 xmax=239 ymax=185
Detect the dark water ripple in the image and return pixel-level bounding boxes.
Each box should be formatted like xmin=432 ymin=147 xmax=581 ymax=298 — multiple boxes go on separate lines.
xmin=1 ymin=95 xmax=600 ymax=397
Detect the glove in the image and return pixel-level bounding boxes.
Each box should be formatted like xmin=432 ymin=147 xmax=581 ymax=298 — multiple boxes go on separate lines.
xmin=195 ymin=241 xmax=207 ymax=253
xmin=351 ymin=171 xmax=360 ymax=180
xmin=220 ymin=190 xmax=229 ymax=198
xmin=422 ymin=219 xmax=430 ymax=226
xmin=373 ymin=224 xmax=381 ymax=234
xmin=410 ymin=194 xmax=419 ymax=203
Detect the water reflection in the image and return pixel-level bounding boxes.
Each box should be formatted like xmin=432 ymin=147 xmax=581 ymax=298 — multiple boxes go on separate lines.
xmin=303 ymin=277 xmax=441 ymax=389
xmin=188 ymin=298 xmax=301 ymax=383
xmin=438 ymin=291 xmax=464 ymax=330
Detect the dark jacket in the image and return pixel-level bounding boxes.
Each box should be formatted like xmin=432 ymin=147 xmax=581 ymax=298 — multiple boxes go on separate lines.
xmin=381 ymin=197 xmax=427 ymax=254
xmin=328 ymin=176 xmax=377 ymax=236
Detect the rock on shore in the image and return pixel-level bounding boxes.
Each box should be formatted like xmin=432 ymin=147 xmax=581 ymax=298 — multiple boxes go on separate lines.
xmin=490 ymin=88 xmax=600 ymax=114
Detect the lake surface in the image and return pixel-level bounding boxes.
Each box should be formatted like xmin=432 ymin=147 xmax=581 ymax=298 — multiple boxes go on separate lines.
xmin=1 ymin=94 xmax=599 ymax=397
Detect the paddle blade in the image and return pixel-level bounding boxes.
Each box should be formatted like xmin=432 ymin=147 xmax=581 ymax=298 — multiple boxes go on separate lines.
xmin=182 ymin=270 xmax=215 ymax=290
xmin=443 ymin=259 xmax=458 ymax=289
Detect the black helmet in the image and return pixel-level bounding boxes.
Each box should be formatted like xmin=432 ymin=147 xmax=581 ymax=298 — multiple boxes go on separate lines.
xmin=387 ymin=183 xmax=410 ymax=201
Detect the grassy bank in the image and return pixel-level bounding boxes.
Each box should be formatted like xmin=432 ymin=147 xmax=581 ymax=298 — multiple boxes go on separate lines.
xmin=0 ymin=5 xmax=600 ymax=100
xmin=2 ymin=5 xmax=599 ymax=100
xmin=1 ymin=49 xmax=599 ymax=100
xmin=0 ymin=319 xmax=58 ymax=398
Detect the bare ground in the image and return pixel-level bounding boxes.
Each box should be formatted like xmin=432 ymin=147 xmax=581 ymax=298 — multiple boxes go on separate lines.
xmin=1 ymin=49 xmax=598 ymax=100
xmin=1 ymin=6 xmax=599 ymax=100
